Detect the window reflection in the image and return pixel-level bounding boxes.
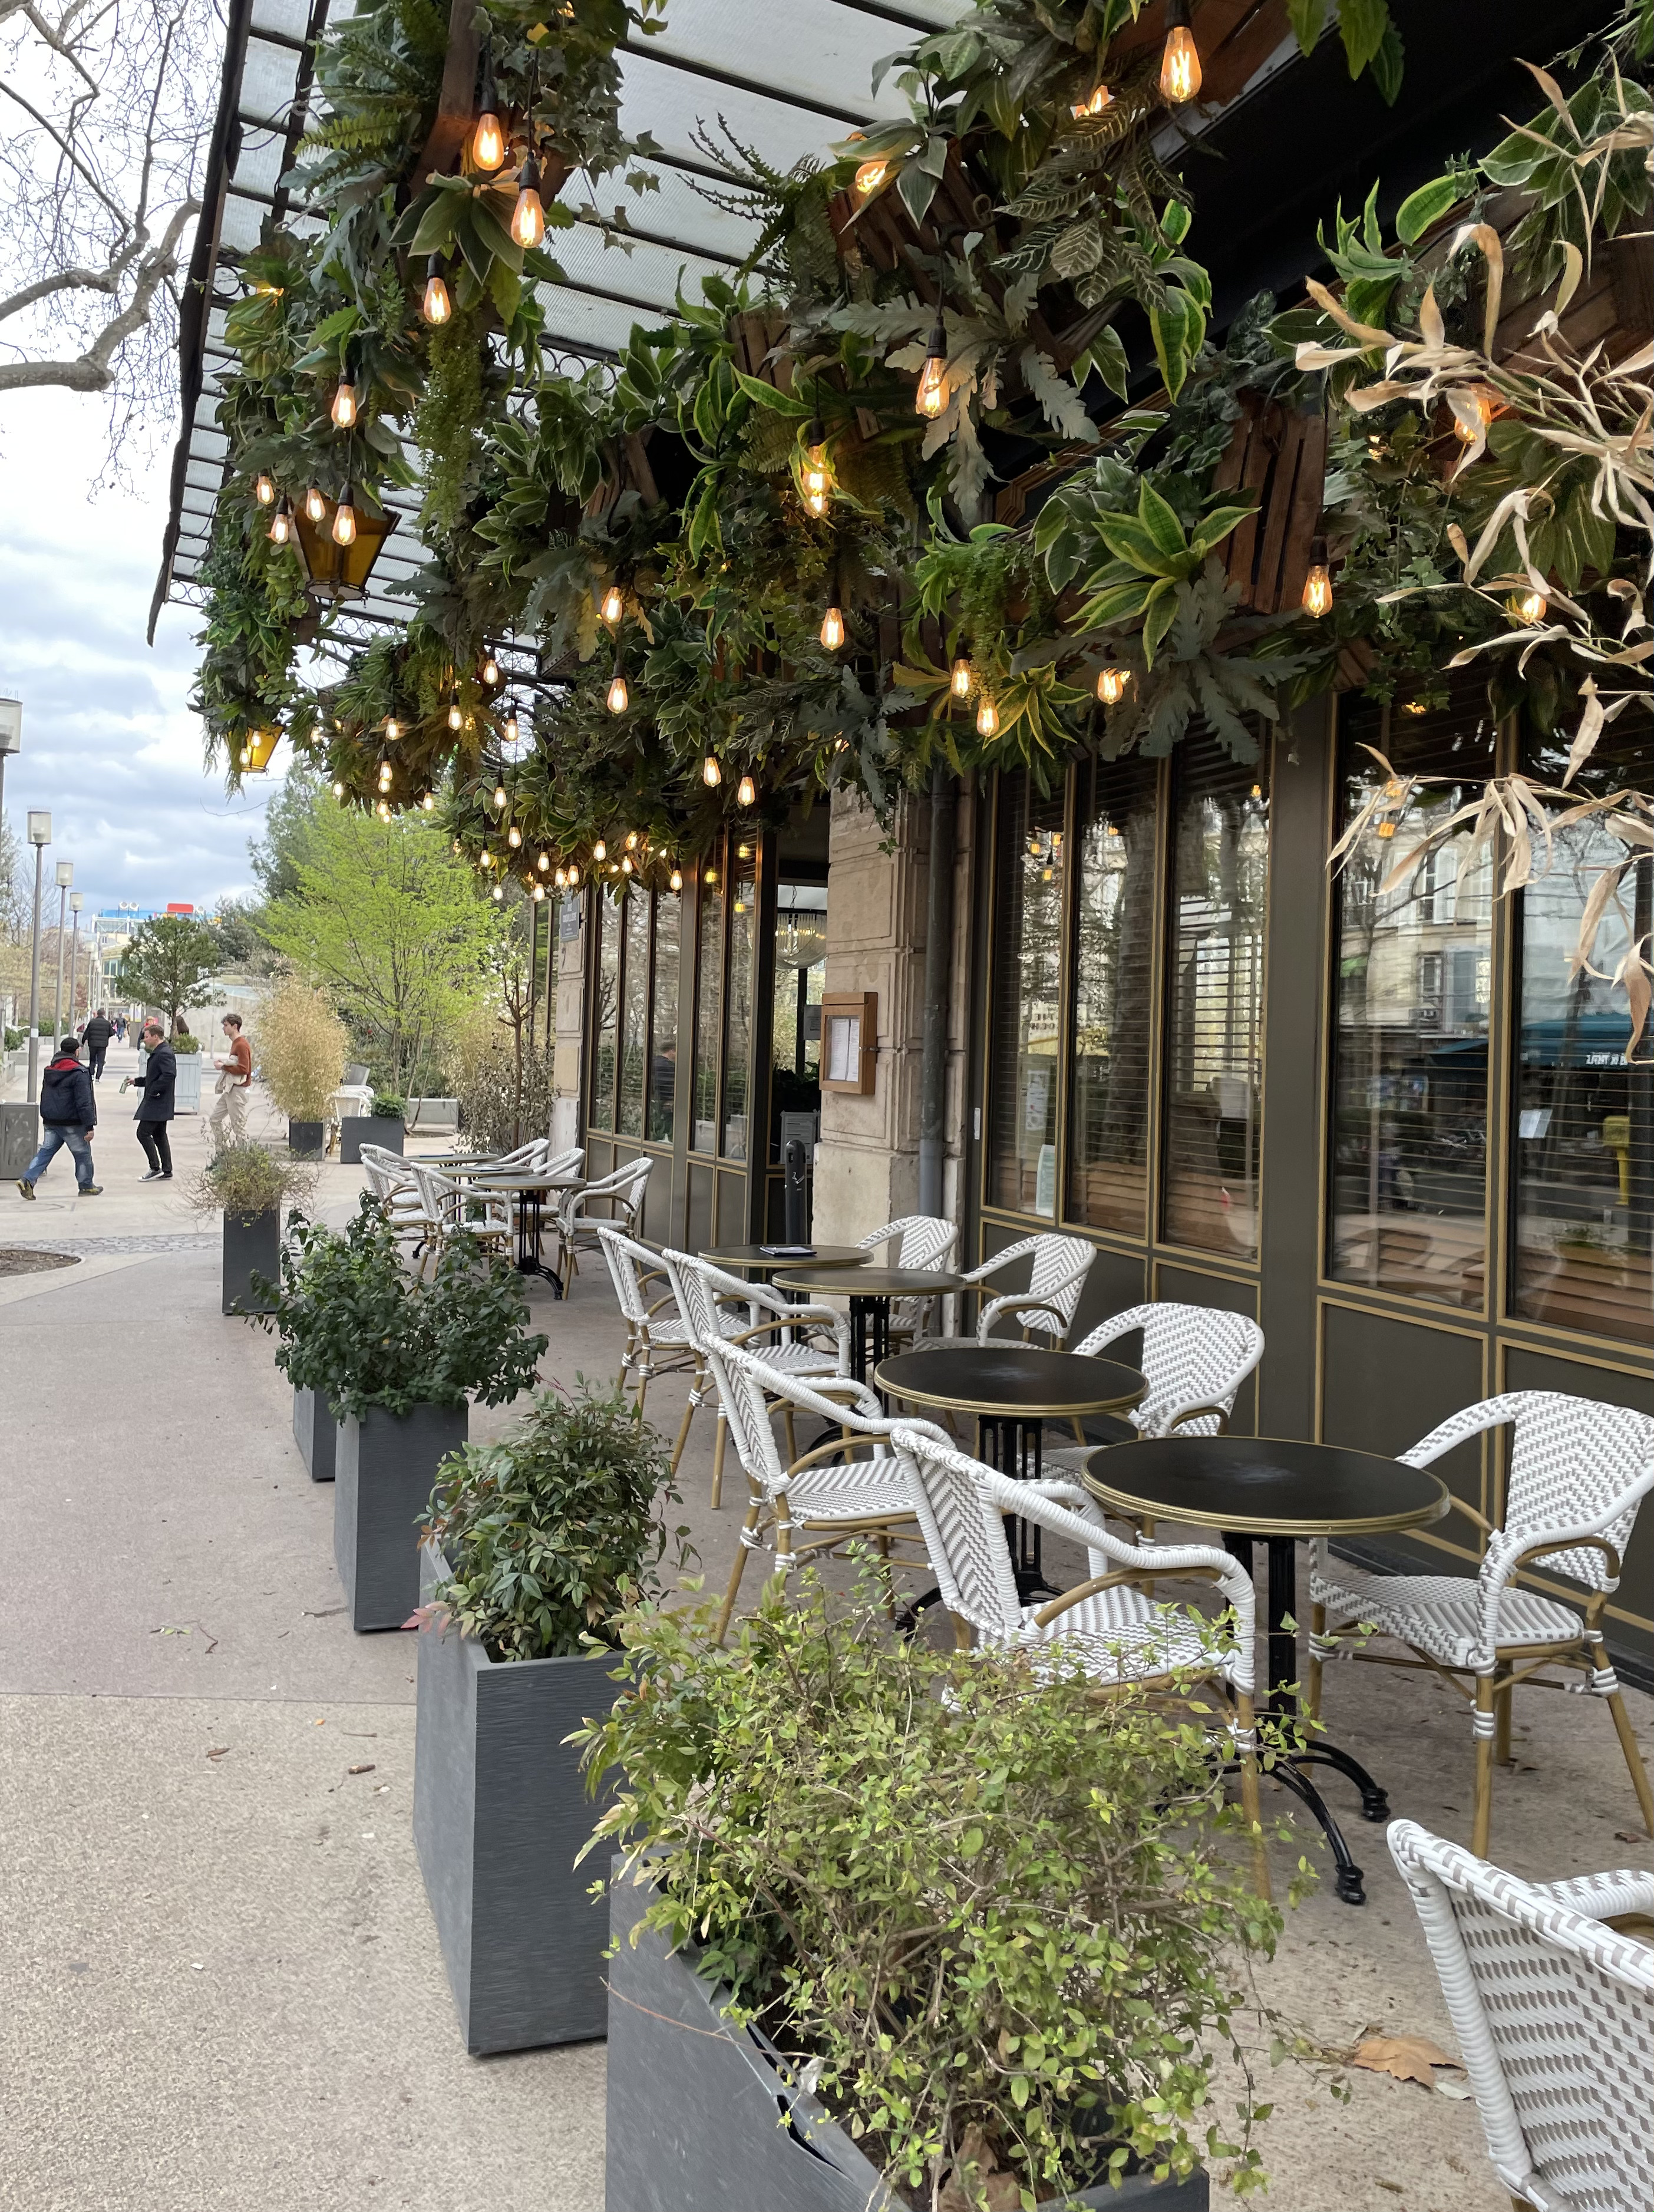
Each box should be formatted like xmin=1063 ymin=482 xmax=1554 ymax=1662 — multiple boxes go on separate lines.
xmin=649 ymin=890 xmax=681 ymax=1143
xmin=1328 ymin=694 xmax=1495 ymax=1305
xmin=692 ymin=864 xmax=723 ymax=1155
xmin=617 ymin=890 xmax=649 ymax=1137
xmin=1513 ymin=731 xmax=1652 ymax=1343
xmin=724 ymin=844 xmax=757 ymax=1159
xmin=590 ymin=889 xmax=620 ymax=1128
xmin=771 ymin=880 xmax=826 ymax=1161
xmin=988 ymin=771 xmax=1066 ymax=1217
xmin=1163 ymin=731 xmax=1269 ymax=1258
xmin=1068 ymin=752 xmax=1156 ymax=1234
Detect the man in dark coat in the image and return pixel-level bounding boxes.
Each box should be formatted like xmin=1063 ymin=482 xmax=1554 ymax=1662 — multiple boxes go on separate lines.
xmin=80 ymin=1007 xmax=114 ymax=1079
xmin=17 ymin=1036 xmax=102 ymax=1197
xmin=131 ymin=1016 xmax=177 ymax=1180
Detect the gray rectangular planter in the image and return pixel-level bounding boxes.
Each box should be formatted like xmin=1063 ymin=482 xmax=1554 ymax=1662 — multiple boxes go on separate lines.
xmin=0 ymin=1101 xmax=38 ymax=1177
xmin=292 ymin=1386 xmax=337 ymax=1483
xmin=288 ymin=1120 xmax=325 ymax=1156
xmin=340 ymin=1115 xmax=404 ymax=1165
xmin=334 ymin=1404 xmax=467 ymax=1632
xmin=413 ymin=1545 xmax=622 ymax=2054
xmin=222 ymin=1209 xmax=280 ymax=1316
xmin=606 ymin=1876 xmax=1208 ymax=2212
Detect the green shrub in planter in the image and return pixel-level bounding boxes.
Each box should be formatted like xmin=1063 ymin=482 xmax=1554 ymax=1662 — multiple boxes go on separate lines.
xmin=187 ymin=1144 xmax=318 ymax=1316
xmin=369 ymin=1092 xmax=406 ymax=1122
xmin=580 ymin=1573 xmax=1305 ymax=2210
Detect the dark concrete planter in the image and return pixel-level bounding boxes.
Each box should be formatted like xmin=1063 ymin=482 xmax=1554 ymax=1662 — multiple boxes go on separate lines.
xmin=413 ymin=1545 xmax=622 ymax=2053
xmin=340 ymin=1115 xmax=404 ymax=1165
xmin=0 ymin=1101 xmax=39 ymax=1177
xmin=292 ymin=1386 xmax=337 ymax=1484
xmin=222 ymin=1209 xmax=280 ymax=1316
xmin=334 ymin=1404 xmax=467 ymax=1632
xmin=288 ymin=1120 xmax=325 ymax=1156
xmin=606 ymin=1877 xmax=1207 ymax=2212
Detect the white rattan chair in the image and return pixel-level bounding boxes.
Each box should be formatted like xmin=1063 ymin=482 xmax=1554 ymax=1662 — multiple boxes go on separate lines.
xmin=411 ymin=1162 xmax=513 ymax=1259
xmin=596 ymin=1226 xmax=727 ymax=1473
xmin=555 ymin=1156 xmax=651 ymax=1294
xmin=1389 ymin=1818 xmax=1654 ymax=2211
xmin=960 ymin=1232 xmax=1097 ymax=1348
xmin=663 ymin=1251 xmax=853 ymax=1509
xmin=1042 ymin=1303 xmax=1266 ymax=1480
xmin=857 ymin=1213 xmax=960 ymax=1345
xmin=887 ymin=1421 xmax=1267 ymax=1890
xmin=710 ymin=1346 xmax=935 ymax=1640
xmin=361 ymin=1147 xmax=435 ymax=1261
xmin=1309 ymin=1392 xmax=1654 ymax=1857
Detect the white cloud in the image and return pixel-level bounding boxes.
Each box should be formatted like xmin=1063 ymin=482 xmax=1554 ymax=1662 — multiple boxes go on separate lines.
xmin=0 ymin=387 xmax=276 ymax=918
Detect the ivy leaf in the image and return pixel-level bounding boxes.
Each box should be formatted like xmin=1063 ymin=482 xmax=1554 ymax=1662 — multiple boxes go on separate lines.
xmin=1336 ymin=0 xmax=1392 ymax=78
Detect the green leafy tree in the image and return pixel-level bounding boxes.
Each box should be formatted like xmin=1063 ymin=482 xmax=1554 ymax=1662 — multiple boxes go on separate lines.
xmin=260 ymin=801 xmax=497 ymax=1095
xmin=112 ymin=912 xmax=222 ymax=1029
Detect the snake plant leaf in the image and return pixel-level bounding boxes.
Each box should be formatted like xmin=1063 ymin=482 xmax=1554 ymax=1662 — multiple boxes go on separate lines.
xmin=732 ymin=371 xmax=812 ymax=418
xmin=1141 ymin=582 xmax=1178 ymax=669
xmin=1188 ymin=502 xmax=1258 ymax=559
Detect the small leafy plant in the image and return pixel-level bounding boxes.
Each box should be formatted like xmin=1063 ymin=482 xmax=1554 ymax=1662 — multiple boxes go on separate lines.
xmin=580 ymin=1571 xmax=1300 ymax=2209
xmin=188 ymin=1143 xmax=318 ymax=1220
xmin=421 ymin=1381 xmax=689 ymax=1661
xmin=369 ymin=1092 xmax=406 ymax=1121
xmin=256 ymin=1195 xmax=547 ymax=1416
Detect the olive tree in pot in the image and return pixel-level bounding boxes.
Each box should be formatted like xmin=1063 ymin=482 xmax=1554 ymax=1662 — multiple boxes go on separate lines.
xmin=413 ymin=1382 xmax=689 ymax=2054
xmin=258 ymin=1200 xmax=546 ymax=1626
xmin=581 ymin=1573 xmax=1303 ymax=2212
xmin=340 ymin=1091 xmax=405 ymax=1165
xmin=257 ymin=976 xmax=347 ymax=1155
xmin=188 ymin=1144 xmax=317 ymax=1316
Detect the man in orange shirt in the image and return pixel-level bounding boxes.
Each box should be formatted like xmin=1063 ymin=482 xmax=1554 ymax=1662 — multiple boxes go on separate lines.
xmin=208 ymin=1012 xmax=254 ymax=1151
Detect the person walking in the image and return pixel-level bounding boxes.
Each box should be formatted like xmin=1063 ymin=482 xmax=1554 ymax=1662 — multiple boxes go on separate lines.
xmin=130 ymin=1018 xmax=177 ymax=1180
xmin=208 ymin=1012 xmax=253 ymax=1153
xmin=81 ymin=1006 xmax=113 ymax=1080
xmin=17 ymin=1036 xmax=103 ymax=1199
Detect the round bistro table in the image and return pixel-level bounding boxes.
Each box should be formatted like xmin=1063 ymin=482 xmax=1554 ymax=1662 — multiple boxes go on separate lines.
xmin=1083 ymin=1434 xmax=1450 ymax=1905
xmin=461 ymin=1169 xmax=581 ymax=1294
xmin=876 ymin=1343 xmax=1145 ymax=1600
xmin=699 ymin=1243 xmax=870 ymax=1278
xmin=773 ymin=1265 xmax=970 ymax=1386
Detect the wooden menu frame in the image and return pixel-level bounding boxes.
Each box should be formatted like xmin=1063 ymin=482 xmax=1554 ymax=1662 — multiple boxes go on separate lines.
xmin=820 ymin=991 xmax=877 ymax=1094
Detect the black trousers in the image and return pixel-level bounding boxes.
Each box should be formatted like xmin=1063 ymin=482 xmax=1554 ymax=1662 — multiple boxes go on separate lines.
xmin=137 ymin=1121 xmax=173 ymax=1175
xmin=88 ymin=1046 xmax=107 ymax=1079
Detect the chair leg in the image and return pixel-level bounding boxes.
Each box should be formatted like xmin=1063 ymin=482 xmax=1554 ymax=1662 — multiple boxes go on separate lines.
xmin=1472 ymin=1674 xmax=1497 ymax=1858
xmin=670 ymin=1384 xmax=696 ymax=1476
xmin=1234 ymin=1691 xmax=1270 ymax=1904
xmin=782 ymin=1405 xmax=797 ymax=1469
xmin=1606 ymin=1689 xmax=1654 ymax=1836
xmin=634 ymin=1365 xmax=651 ymax=1418
xmin=710 ymin=1414 xmax=727 ymax=1511
xmin=1493 ymin=1661 xmax=1513 ymax=1768
xmin=714 ymin=1504 xmax=760 ymax=1644
xmin=1306 ymin=1602 xmax=1327 ymax=1724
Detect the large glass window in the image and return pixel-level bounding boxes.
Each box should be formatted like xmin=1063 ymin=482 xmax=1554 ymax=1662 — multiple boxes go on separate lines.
xmin=1068 ymin=751 xmax=1156 ymax=1234
xmin=590 ymin=889 xmax=621 ymax=1128
xmin=1328 ymin=692 xmax=1495 ymax=1305
xmin=1162 ymin=730 xmax=1269 ymax=1258
xmin=771 ymin=880 xmax=826 ymax=1160
xmin=648 ymin=890 xmax=681 ymax=1143
xmin=692 ymin=864 xmax=724 ymax=1155
xmin=616 ymin=890 xmax=649 ymax=1137
xmin=988 ymin=772 xmax=1066 ymax=1216
xmin=1512 ymin=730 xmax=1652 ymax=1343
xmin=723 ymin=844 xmax=758 ymax=1158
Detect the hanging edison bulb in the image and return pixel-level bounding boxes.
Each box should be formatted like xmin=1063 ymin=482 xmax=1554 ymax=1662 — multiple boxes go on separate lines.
xmin=378 ymin=799 xmax=392 ymax=820
xmin=378 ymin=762 xmax=392 ymax=792
xmin=669 ymin=867 xmax=683 ymax=892
xmin=853 ymin=156 xmax=888 ymax=198
xmin=915 ymin=316 xmax=947 ymax=419
xmin=448 ymin=689 xmax=463 ymax=732
xmin=385 ymin=716 xmax=401 ymax=741
xmin=1097 ymin=666 xmax=1127 ymax=705
xmin=620 ymin=855 xmax=633 ymax=875
xmin=331 ymin=374 xmax=357 ymax=428
xmin=566 ymin=863 xmax=580 ymax=887
xmin=332 ymin=489 xmax=357 ymax=546
xmin=255 ymin=472 xmax=275 ymax=506
xmin=802 ymin=422 xmax=831 ymax=500
xmin=554 ymin=866 xmax=567 ymax=888
xmin=269 ymin=499 xmax=292 ymax=546
xmin=503 ymin=708 xmax=519 ymax=743
xmin=1510 ymin=587 xmax=1548 ymax=625
xmin=305 ymin=485 xmax=326 ymax=524
xmin=606 ymin=663 xmax=629 ymax=714
xmin=422 ymin=257 xmax=451 ymax=325
xmin=537 ymin=851 xmax=550 ymax=871
xmin=702 ymin=754 xmax=722 ymax=788
xmin=491 ymin=882 xmax=504 ymax=900
xmin=601 ymin=583 xmax=624 ymax=625
xmin=481 ymin=652 xmax=500 ymax=686
xmin=1302 ymin=536 xmax=1333 ymax=619
xmin=332 ymin=780 xmax=346 ymax=799
xmin=507 ymin=824 xmax=522 ymax=849
xmin=510 ymin=153 xmax=545 ymax=247
xmin=593 ymin=838 xmax=607 ymax=861
xmin=950 ymin=656 xmax=973 ymax=699
xmin=471 ymin=54 xmax=506 ymax=170
xmin=976 ymin=697 xmax=999 ymax=738
xmin=421 ymin=792 xmax=435 ymax=811
xmin=1160 ymin=0 xmax=1201 ymax=101
xmin=531 ymin=882 xmax=545 ymax=901
xmin=493 ymin=784 xmax=507 ymax=810
xmin=480 ymin=849 xmax=494 ymax=866
xmin=736 ymin=773 xmax=757 ymax=807
xmin=624 ymin=830 xmax=639 ymax=850
xmin=1071 ymin=82 xmax=1112 ymax=118
xmin=820 ymin=603 xmax=845 ymax=651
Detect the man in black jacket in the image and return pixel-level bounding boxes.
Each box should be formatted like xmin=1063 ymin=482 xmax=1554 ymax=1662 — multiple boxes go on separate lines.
xmin=17 ymin=1037 xmax=103 ymax=1197
xmin=81 ymin=1007 xmax=113 ymax=1079
xmin=130 ymin=1017 xmax=176 ymax=1180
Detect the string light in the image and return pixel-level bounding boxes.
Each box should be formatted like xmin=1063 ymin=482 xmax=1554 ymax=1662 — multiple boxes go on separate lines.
xmin=480 ymin=849 xmax=494 ymax=866
xmin=471 ymin=52 xmax=506 ymax=170
xmin=269 ymin=498 xmax=292 ymax=546
xmin=448 ymin=689 xmax=463 ymax=731
xmin=976 ymin=697 xmax=999 ymax=738
xmin=566 ymin=863 xmax=580 ymax=886
xmin=531 ymin=882 xmax=544 ymax=901
xmin=915 ymin=315 xmax=947 ymax=419
xmin=510 ymin=153 xmax=545 ymax=247
xmin=378 ymin=761 xmax=392 ymax=791
xmin=621 ymin=855 xmax=633 ymax=874
xmin=1302 ymin=536 xmax=1333 ymax=619
xmin=507 ymin=825 xmax=521 ymax=849
xmin=950 ymin=656 xmax=973 ymax=699
xmin=422 ymin=258 xmax=451 ymax=325
xmin=669 ymin=867 xmax=683 ymax=891
xmin=491 ymin=882 xmax=504 ymax=900
xmin=624 ymin=830 xmax=639 ymax=850
xmin=378 ymin=799 xmax=392 ymax=819
xmin=305 ymin=485 xmax=326 ymax=523
xmin=606 ymin=658 xmax=629 ymax=714
xmin=537 ymin=851 xmax=550 ymax=871
xmin=421 ymin=792 xmax=435 ymax=811
xmin=255 ymin=473 xmax=275 ymax=506
xmin=332 ymin=487 xmax=356 ymax=545
xmin=1510 ymin=588 xmax=1548 ymax=625
xmin=1160 ymin=0 xmax=1201 ymax=101
xmin=702 ymin=754 xmax=722 ymax=788
xmin=1071 ymin=83 xmax=1112 ymax=118
xmin=493 ymin=784 xmax=507 ymax=810
xmin=481 ymin=653 xmax=499 ymax=686
xmin=503 ymin=708 xmax=519 ymax=743
xmin=554 ymin=867 xmax=567 ymax=887
xmin=601 ymin=583 xmax=625 ymax=625
xmin=1097 ymin=666 xmax=1127 ymax=705
xmin=820 ymin=603 xmax=845 ymax=651
xmin=331 ymin=372 xmax=356 ymax=428
xmin=332 ymin=780 xmax=346 ymax=799
xmin=737 ymin=773 xmax=757 ymax=806
xmin=593 ymin=838 xmax=607 ymax=861
xmin=853 ymin=157 xmax=888 ymax=198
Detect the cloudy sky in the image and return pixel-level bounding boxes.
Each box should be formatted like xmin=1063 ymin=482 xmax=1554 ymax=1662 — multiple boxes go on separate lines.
xmin=0 ymin=387 xmax=275 ymax=923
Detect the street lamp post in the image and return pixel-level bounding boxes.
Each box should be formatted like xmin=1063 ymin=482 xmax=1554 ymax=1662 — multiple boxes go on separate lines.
xmin=25 ymin=811 xmax=50 ymax=1103
xmin=68 ymin=891 xmax=84 ymax=1029
xmin=0 ymin=698 xmax=19 ymax=830
xmin=52 ymin=859 xmax=74 ymax=1034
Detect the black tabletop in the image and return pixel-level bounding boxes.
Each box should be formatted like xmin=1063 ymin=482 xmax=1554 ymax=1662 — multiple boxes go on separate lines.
xmin=1084 ymin=1435 xmax=1450 ymax=1538
xmin=774 ymin=1266 xmax=970 ymax=1298
xmin=877 ymin=1343 xmax=1145 ymax=1417
xmin=700 ymin=1243 xmax=870 ymax=1272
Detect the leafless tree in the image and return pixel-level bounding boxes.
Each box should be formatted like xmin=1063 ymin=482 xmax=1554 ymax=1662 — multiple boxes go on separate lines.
xmin=0 ymin=0 xmax=220 ymax=454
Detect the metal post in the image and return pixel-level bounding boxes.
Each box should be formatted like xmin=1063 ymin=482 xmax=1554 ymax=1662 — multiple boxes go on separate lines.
xmin=917 ymin=765 xmax=957 ymax=1221
xmin=25 ymin=838 xmax=45 ymax=1101
xmin=68 ymin=894 xmax=83 ymax=1029
xmin=51 ymin=863 xmax=72 ymax=1033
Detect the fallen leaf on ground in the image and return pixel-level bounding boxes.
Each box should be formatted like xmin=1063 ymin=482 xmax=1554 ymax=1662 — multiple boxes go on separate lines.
xmin=1613 ymin=1831 xmax=1647 ymax=1845
xmin=1375 ymin=2183 xmax=1404 ymax=2196
xmin=205 ymin=1746 xmax=230 ymax=1760
xmin=348 ymin=1763 xmax=376 ymax=1775
xmin=1435 ymin=2076 xmax=1475 ymax=2099
xmin=1352 ymin=2034 xmax=1464 ymax=2087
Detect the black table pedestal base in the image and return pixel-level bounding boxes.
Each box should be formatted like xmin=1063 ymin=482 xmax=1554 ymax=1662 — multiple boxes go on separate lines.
xmin=510 ymin=1188 xmax=564 ymax=1296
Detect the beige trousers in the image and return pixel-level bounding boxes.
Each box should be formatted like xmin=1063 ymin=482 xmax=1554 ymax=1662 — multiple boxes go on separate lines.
xmin=209 ymin=1081 xmax=249 ymax=1146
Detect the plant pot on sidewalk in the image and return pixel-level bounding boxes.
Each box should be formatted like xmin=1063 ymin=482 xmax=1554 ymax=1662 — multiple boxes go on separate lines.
xmin=223 ymin=1209 xmax=280 ymax=1315
xmin=339 ymin=1115 xmax=404 ymax=1165
xmin=288 ymin=1120 xmax=325 ymax=1156
xmin=605 ymin=1876 xmax=1210 ymax=2212
xmin=413 ymin=1544 xmax=623 ymax=2053
xmin=334 ymin=1404 xmax=468 ymax=1632
xmin=292 ymin=1385 xmax=337 ymax=1483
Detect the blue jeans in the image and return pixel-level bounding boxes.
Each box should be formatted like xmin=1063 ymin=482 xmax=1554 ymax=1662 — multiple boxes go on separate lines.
xmin=22 ymin=1125 xmax=95 ymax=1188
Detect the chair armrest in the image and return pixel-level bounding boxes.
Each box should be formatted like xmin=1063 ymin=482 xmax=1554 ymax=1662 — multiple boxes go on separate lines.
xmin=960 ymin=1236 xmax=1036 ymax=1286
xmin=1164 ymin=1404 xmax=1232 ymax=1437
xmin=1031 ymin=1563 xmax=1227 ymax=1627
xmin=976 ymin=1294 xmax=1069 ymax=1342
xmin=785 ymin=1436 xmax=893 ymax=1478
xmin=1527 ymin=1870 xmax=1654 ymax=1923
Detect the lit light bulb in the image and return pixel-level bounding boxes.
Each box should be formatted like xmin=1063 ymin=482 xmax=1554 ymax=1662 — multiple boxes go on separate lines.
xmin=537 ymin=851 xmax=550 ymax=870
xmin=332 ymin=781 xmax=345 ymax=799
xmin=305 ymin=485 xmax=326 ymax=523
xmin=566 ymin=864 xmax=580 ymax=886
xmin=950 ymin=656 xmax=972 ymax=699
xmin=853 ymin=158 xmax=887 ymax=198
xmin=702 ymin=754 xmax=722 ymax=788
xmin=1510 ymin=588 xmax=1548 ymax=625
xmin=332 ymin=377 xmax=356 ymax=428
xmin=422 ymin=259 xmax=451 ymax=325
xmin=510 ymin=156 xmax=544 ymax=247
xmin=332 ymin=494 xmax=356 ymax=546
xmin=1071 ymin=84 xmax=1112 ymax=118
xmin=1302 ymin=537 xmax=1333 ymax=619
xmin=601 ymin=584 xmax=624 ymax=625
xmin=255 ymin=472 xmax=275 ymax=506
xmin=472 ymin=110 xmax=506 ymax=171
xmin=493 ymin=784 xmax=507 ymax=810
xmin=480 ymin=849 xmax=494 ymax=867
xmin=621 ymin=855 xmax=633 ymax=874
xmin=820 ymin=605 xmax=845 ymax=651
xmin=378 ymin=800 xmax=391 ymax=819
xmin=606 ymin=669 xmax=629 ymax=714
xmin=1455 ymin=387 xmax=1495 ymax=443
xmin=504 ymin=711 xmax=519 ymax=742
xmin=976 ymin=698 xmax=999 ymax=738
xmin=421 ymin=792 xmax=435 ymax=811
xmin=507 ymin=825 xmax=521 ymax=849
xmin=481 ymin=653 xmax=499 ymax=686
xmin=593 ymin=838 xmax=607 ymax=861
xmin=269 ymin=500 xmax=291 ymax=545
xmin=1160 ymin=0 xmax=1201 ymax=101
xmin=704 ymin=868 xmax=717 ymax=885
xmin=378 ymin=768 xmax=392 ymax=792
xmin=804 ymin=487 xmax=828 ymax=518
xmin=736 ymin=773 xmax=756 ymax=807
xmin=385 ymin=717 xmax=400 ymax=741
xmin=448 ymin=692 xmax=463 ymax=731
xmin=554 ymin=867 xmax=566 ymax=887
xmin=491 ymin=881 xmax=503 ymax=900
xmin=1097 ymin=666 xmax=1126 ymax=705
xmin=1402 ymin=700 xmax=1428 ymax=715
xmin=625 ymin=830 xmax=638 ymax=850
xmin=669 ymin=867 xmax=682 ymax=891
xmin=916 ymin=318 xmax=948 ymax=419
